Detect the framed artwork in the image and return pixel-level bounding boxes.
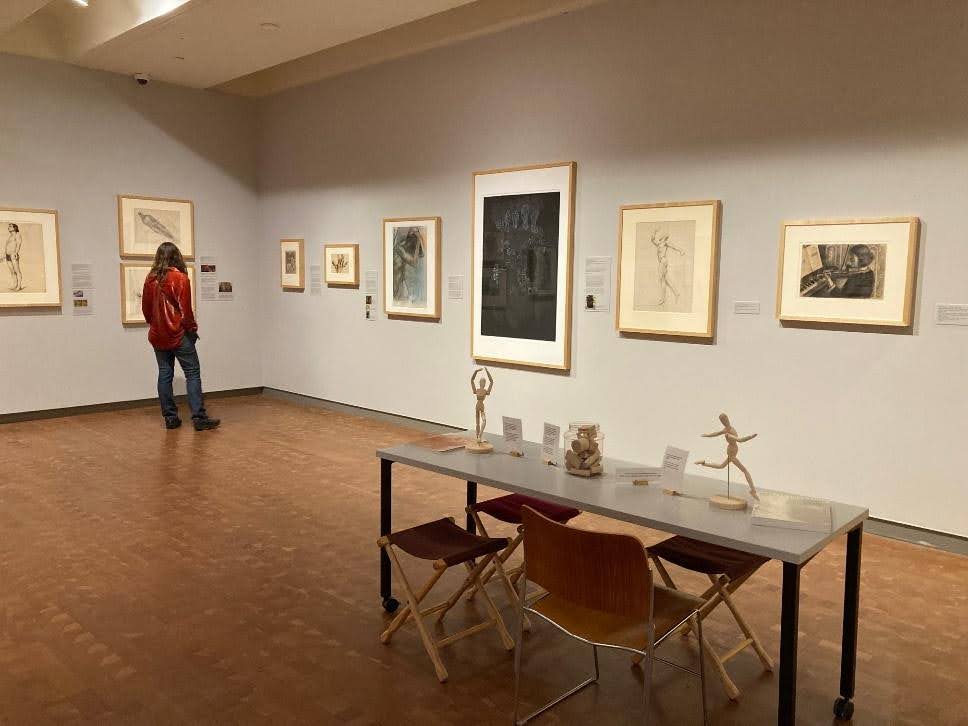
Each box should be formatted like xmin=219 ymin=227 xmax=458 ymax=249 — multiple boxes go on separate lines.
xmin=616 ymin=200 xmax=721 ymax=338
xmin=776 ymin=217 xmax=920 ymax=327
xmin=383 ymin=217 xmax=440 ymax=319
xmin=120 ymin=262 xmax=195 ymax=326
xmin=118 ymin=195 xmax=194 ymax=260
xmin=0 ymin=207 xmax=62 ymax=309
xmin=280 ymin=239 xmax=305 ymax=290
xmin=323 ymin=243 xmax=359 ymax=287
xmin=472 ymin=162 xmax=576 ymax=370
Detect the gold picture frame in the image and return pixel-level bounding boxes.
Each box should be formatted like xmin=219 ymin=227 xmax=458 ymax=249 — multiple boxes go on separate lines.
xmin=616 ymin=200 xmax=721 ymax=339
xmin=118 ymin=195 xmax=195 ymax=260
xmin=471 ymin=161 xmax=576 ymax=371
xmin=323 ymin=243 xmax=360 ymax=288
xmin=776 ymin=217 xmax=920 ymax=327
xmin=120 ymin=262 xmax=195 ymax=327
xmin=280 ymin=239 xmax=306 ymax=290
xmin=383 ymin=217 xmax=441 ymax=320
xmin=0 ymin=207 xmax=62 ymax=309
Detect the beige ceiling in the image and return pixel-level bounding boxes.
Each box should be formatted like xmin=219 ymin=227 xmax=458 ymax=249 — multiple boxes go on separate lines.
xmin=0 ymin=0 xmax=605 ymax=96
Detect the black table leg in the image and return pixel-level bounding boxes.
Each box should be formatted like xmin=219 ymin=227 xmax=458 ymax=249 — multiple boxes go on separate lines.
xmin=779 ymin=561 xmax=801 ymax=725
xmin=380 ymin=458 xmax=398 ymax=613
xmin=466 ymin=481 xmax=478 ymax=533
xmin=834 ymin=524 xmax=863 ymax=720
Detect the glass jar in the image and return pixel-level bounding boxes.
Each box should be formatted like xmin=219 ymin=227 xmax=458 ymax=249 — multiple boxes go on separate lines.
xmin=563 ymin=421 xmax=605 ymax=477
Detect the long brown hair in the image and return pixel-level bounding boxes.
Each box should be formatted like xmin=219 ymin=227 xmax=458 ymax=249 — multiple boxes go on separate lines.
xmin=149 ymin=242 xmax=187 ymax=282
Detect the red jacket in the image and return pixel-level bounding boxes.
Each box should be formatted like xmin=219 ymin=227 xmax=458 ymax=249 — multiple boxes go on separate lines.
xmin=142 ymin=269 xmax=197 ymax=350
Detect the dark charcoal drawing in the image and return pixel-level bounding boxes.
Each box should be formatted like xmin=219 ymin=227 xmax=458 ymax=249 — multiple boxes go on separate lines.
xmin=480 ymin=192 xmax=560 ymax=341
xmin=3 ymin=221 xmax=46 ymax=293
xmin=134 ymin=208 xmax=180 ymax=249
xmin=285 ymin=250 xmax=297 ymax=275
xmin=799 ymin=243 xmax=886 ymax=299
xmin=391 ymin=226 xmax=427 ymax=307
xmin=330 ymin=253 xmax=349 ymax=275
xmin=633 ymin=220 xmax=695 ymax=313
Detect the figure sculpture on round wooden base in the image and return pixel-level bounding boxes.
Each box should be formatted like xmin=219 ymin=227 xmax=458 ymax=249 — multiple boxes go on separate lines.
xmin=696 ymin=413 xmax=759 ymax=510
xmin=466 ymin=367 xmax=494 ymax=454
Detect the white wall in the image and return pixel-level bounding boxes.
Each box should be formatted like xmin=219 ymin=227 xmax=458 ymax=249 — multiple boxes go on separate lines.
xmin=258 ymin=0 xmax=968 ymax=535
xmin=0 ymin=54 xmax=263 ymax=413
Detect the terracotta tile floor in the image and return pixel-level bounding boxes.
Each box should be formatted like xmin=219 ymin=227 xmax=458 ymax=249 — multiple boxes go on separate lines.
xmin=0 ymin=395 xmax=965 ymax=725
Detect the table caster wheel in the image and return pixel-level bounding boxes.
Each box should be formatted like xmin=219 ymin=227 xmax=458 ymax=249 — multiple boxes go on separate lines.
xmin=382 ymin=597 xmax=400 ymax=613
xmin=833 ymin=696 xmax=854 ymax=720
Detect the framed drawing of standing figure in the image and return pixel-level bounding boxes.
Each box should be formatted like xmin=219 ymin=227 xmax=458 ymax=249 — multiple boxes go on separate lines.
xmin=118 ymin=195 xmax=194 ymax=260
xmin=383 ymin=217 xmax=440 ymax=319
xmin=616 ymin=200 xmax=721 ymax=339
xmin=472 ymin=162 xmax=576 ymax=370
xmin=280 ymin=238 xmax=305 ymax=290
xmin=0 ymin=207 xmax=62 ymax=309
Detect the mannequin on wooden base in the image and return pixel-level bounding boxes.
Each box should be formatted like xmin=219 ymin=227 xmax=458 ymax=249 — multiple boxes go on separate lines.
xmin=466 ymin=367 xmax=494 ymax=454
xmin=696 ymin=413 xmax=759 ymax=510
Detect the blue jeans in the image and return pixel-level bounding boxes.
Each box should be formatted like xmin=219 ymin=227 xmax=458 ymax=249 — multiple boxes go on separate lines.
xmin=155 ymin=334 xmax=207 ymax=422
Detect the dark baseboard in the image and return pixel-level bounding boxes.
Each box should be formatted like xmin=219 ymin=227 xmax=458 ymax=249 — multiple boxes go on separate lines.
xmin=0 ymin=387 xmax=264 ymax=425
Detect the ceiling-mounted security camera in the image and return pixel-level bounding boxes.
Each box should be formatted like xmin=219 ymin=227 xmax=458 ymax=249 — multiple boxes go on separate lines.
xmin=133 ymin=73 xmax=151 ymax=86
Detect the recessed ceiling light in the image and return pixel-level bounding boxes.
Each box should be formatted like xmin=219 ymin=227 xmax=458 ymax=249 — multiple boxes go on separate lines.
xmin=259 ymin=22 xmax=280 ymax=31
xmin=73 ymin=0 xmax=89 ymax=6
xmin=174 ymin=56 xmax=185 ymax=61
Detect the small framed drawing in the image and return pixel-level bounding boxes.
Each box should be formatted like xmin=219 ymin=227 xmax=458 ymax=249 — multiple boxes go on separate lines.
xmin=118 ymin=195 xmax=194 ymax=260
xmin=616 ymin=200 xmax=721 ymax=339
xmin=776 ymin=217 xmax=920 ymax=327
xmin=0 ymin=207 xmax=62 ymax=309
xmin=472 ymin=161 xmax=576 ymax=371
xmin=323 ymin=243 xmax=359 ymax=287
xmin=280 ymin=238 xmax=305 ymax=290
xmin=120 ymin=262 xmax=195 ymax=326
xmin=383 ymin=217 xmax=441 ymax=319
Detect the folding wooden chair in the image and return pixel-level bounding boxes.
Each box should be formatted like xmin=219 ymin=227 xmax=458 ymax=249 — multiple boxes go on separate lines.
xmin=646 ymin=535 xmax=774 ymax=700
xmin=464 ymin=494 xmax=581 ymax=618
xmin=378 ymin=517 xmax=515 ymax=683
xmin=513 ymin=506 xmax=707 ymax=725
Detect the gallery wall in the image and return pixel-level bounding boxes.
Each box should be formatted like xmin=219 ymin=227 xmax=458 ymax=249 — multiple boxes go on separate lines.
xmin=0 ymin=54 xmax=263 ymax=413
xmin=258 ymin=0 xmax=968 ymax=536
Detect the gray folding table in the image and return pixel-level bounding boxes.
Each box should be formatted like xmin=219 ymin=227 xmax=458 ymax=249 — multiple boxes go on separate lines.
xmin=376 ymin=434 xmax=866 ymax=725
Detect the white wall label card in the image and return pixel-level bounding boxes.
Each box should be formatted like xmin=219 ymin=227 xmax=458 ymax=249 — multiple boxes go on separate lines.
xmin=71 ymin=263 xmax=93 ymax=316
xmin=661 ymin=446 xmax=689 ymax=494
xmin=936 ymin=303 xmax=968 ymax=326
xmin=541 ymin=422 xmax=560 ymax=464
xmin=584 ymin=256 xmax=611 ymax=312
xmin=364 ymin=269 xmax=378 ymax=295
xmin=503 ymin=416 xmax=523 ymax=456
xmin=617 ymin=466 xmax=664 ymax=482
xmin=309 ymin=265 xmax=322 ymax=296
xmin=733 ymin=300 xmax=761 ymax=315
xmin=448 ymin=275 xmax=464 ymax=301
xmin=199 ymin=257 xmax=218 ymax=302
xmin=364 ymin=294 xmax=376 ymax=321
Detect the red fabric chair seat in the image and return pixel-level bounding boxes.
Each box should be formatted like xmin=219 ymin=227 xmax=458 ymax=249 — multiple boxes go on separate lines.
xmin=472 ymin=493 xmax=580 ymax=525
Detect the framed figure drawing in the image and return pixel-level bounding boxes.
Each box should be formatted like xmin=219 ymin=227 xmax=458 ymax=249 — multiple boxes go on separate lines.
xmin=118 ymin=195 xmax=194 ymax=260
xmin=323 ymin=243 xmax=359 ymax=287
xmin=777 ymin=217 xmax=920 ymax=327
xmin=617 ymin=200 xmax=721 ymax=339
xmin=280 ymin=239 xmax=305 ymax=290
xmin=383 ymin=217 xmax=440 ymax=319
xmin=120 ymin=262 xmax=195 ymax=326
xmin=0 ymin=207 xmax=62 ymax=308
xmin=472 ymin=162 xmax=576 ymax=370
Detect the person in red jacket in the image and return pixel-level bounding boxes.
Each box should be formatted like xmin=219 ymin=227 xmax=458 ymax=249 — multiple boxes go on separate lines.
xmin=142 ymin=242 xmax=220 ymax=431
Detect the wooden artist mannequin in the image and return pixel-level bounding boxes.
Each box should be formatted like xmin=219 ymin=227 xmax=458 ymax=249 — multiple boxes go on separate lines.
xmin=467 ymin=368 xmax=494 ymax=454
xmin=696 ymin=413 xmax=760 ymax=508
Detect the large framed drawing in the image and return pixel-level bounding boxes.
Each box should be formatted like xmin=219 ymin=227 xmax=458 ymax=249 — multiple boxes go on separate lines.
xmin=323 ymin=243 xmax=359 ymax=287
xmin=617 ymin=200 xmax=721 ymax=338
xmin=0 ymin=207 xmax=62 ymax=309
xmin=777 ymin=217 xmax=920 ymax=327
xmin=280 ymin=239 xmax=305 ymax=290
xmin=120 ymin=262 xmax=195 ymax=326
xmin=472 ymin=162 xmax=576 ymax=370
xmin=383 ymin=217 xmax=440 ymax=319
xmin=118 ymin=195 xmax=194 ymax=260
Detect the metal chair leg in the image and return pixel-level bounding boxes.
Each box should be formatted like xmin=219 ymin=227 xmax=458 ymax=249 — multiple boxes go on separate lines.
xmin=513 ymin=569 xmax=527 ymax=726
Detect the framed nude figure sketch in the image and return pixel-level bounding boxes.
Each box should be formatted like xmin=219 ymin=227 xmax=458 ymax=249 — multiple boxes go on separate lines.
xmin=383 ymin=217 xmax=440 ymax=319
xmin=0 ymin=207 xmax=62 ymax=309
xmin=120 ymin=262 xmax=195 ymax=326
xmin=472 ymin=162 xmax=576 ymax=371
xmin=118 ymin=195 xmax=195 ymax=260
xmin=617 ymin=200 xmax=721 ymax=338
xmin=280 ymin=238 xmax=305 ymax=290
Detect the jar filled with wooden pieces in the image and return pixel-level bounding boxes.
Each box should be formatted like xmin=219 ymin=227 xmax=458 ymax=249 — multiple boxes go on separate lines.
xmin=564 ymin=422 xmax=604 ymax=477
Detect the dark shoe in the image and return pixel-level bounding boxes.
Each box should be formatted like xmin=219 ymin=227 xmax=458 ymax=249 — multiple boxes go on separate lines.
xmin=165 ymin=417 xmax=182 ymax=429
xmin=193 ymin=417 xmax=221 ymax=431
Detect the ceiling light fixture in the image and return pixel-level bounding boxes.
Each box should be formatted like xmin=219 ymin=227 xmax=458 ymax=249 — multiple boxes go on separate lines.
xmin=259 ymin=22 xmax=280 ymax=32
xmin=72 ymin=0 xmax=89 ymax=6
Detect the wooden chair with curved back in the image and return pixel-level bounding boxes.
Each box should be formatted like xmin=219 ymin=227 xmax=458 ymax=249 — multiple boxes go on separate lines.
xmin=514 ymin=505 xmax=708 ymax=725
